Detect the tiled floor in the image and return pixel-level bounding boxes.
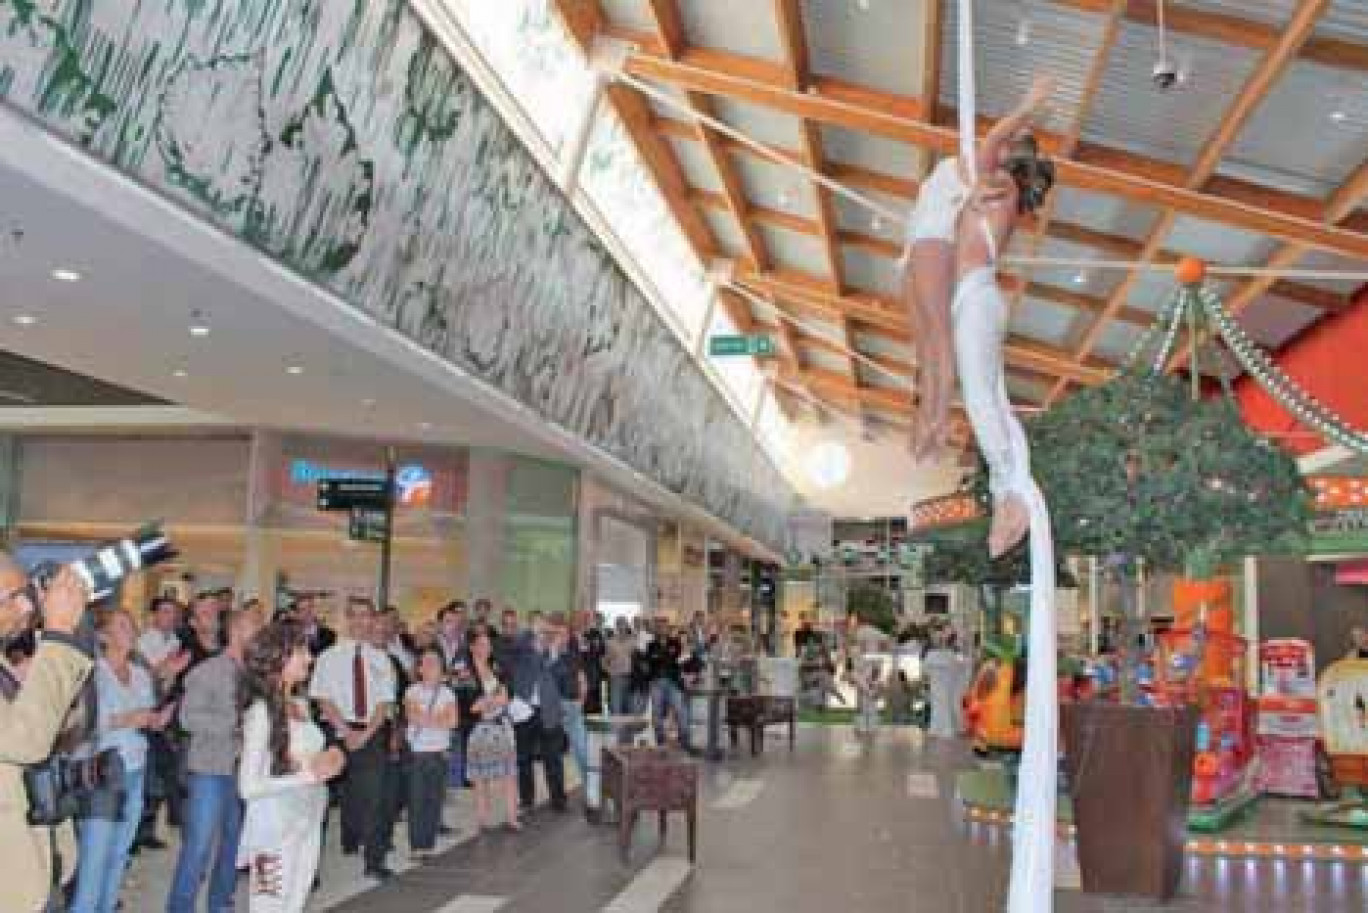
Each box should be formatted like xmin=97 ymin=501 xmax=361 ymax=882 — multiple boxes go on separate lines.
xmin=121 ymin=726 xmax=1368 ymax=912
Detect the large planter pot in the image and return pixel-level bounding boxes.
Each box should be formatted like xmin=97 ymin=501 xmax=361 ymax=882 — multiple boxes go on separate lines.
xmin=1061 ymin=701 xmax=1199 ymax=901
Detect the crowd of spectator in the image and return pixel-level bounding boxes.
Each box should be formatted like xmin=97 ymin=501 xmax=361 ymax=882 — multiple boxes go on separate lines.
xmin=8 ymin=588 xmax=728 ymax=912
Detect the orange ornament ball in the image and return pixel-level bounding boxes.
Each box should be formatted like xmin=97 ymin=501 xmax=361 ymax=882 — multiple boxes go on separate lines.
xmin=1175 ymin=256 xmax=1207 ymax=287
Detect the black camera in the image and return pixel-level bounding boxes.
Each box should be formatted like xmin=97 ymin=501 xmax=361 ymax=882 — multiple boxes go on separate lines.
xmin=29 ymin=522 xmax=176 ymax=609
xmin=23 ymin=748 xmax=125 ymax=825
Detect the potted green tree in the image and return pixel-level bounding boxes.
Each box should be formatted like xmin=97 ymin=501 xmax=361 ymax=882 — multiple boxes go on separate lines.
xmin=971 ymin=368 xmax=1308 ymax=899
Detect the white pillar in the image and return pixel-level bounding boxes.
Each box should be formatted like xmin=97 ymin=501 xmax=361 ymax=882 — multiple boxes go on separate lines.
xmin=1243 ymin=555 xmax=1260 ymax=693
xmin=1088 ymin=555 xmax=1101 ymax=655
xmin=236 ymin=431 xmax=280 ymax=605
xmin=465 ymin=450 xmax=510 ymax=605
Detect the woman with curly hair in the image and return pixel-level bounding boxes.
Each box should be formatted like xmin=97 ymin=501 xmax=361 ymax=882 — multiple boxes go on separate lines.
xmin=238 ymin=620 xmax=346 ymax=912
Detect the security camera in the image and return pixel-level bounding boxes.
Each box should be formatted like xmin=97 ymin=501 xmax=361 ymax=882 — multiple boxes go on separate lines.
xmin=1152 ymin=59 xmax=1179 ymax=91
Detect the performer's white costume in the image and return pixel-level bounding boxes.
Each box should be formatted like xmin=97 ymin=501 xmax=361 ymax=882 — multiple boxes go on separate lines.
xmin=902 ymin=3 xmax=1060 ymax=909
xmin=907 ymin=157 xmax=969 ymax=245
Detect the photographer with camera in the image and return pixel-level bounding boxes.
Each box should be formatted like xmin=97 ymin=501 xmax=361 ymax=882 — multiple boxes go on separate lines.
xmin=0 ymin=557 xmax=94 ymax=913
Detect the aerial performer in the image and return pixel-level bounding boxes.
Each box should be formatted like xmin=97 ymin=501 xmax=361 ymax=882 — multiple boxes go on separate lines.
xmin=900 ymin=34 xmax=1061 ymax=910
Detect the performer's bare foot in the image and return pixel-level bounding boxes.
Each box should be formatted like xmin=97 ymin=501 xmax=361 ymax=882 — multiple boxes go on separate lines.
xmin=988 ymin=493 xmax=1029 ymax=558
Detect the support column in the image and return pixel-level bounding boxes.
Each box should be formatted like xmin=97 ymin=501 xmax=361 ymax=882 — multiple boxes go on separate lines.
xmin=465 ymin=450 xmax=510 ymax=605
xmin=1242 ymin=555 xmax=1260 ymax=693
xmin=237 ymin=431 xmax=281 ymax=606
xmin=0 ymin=434 xmax=20 ymax=548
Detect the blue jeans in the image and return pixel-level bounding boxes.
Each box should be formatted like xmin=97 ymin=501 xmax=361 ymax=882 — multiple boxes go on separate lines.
xmin=166 ymin=772 xmax=243 ymax=913
xmin=72 ymin=765 xmax=145 ymax=913
xmin=650 ymin=679 xmax=691 ymax=750
xmin=561 ymin=699 xmax=589 ymax=779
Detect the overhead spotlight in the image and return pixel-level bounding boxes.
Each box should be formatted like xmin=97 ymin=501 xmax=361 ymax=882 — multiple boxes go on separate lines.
xmin=1330 ymin=110 xmax=1347 ymax=123
xmin=12 ymin=313 xmax=36 ymax=326
xmin=189 ymin=312 xmax=211 ymax=337
xmin=172 ymin=368 xmax=188 ymax=379
xmin=1015 ymin=18 xmax=1032 ymax=47
xmin=286 ymin=365 xmax=304 ymax=376
xmin=51 ymin=268 xmax=82 ymax=283
xmin=1073 ymin=271 xmax=1088 ymax=285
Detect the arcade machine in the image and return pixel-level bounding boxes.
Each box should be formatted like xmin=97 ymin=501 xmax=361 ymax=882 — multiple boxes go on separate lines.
xmin=1255 ymin=639 xmax=1320 ymax=800
xmin=1303 ymin=657 xmax=1368 ymax=828
xmin=1155 ymin=581 xmax=1259 ymax=832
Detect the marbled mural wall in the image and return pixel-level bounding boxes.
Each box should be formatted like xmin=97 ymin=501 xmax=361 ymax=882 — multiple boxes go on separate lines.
xmin=0 ymin=0 xmax=795 ymax=548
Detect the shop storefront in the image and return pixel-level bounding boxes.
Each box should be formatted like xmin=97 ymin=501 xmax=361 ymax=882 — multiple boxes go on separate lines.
xmin=7 ymin=431 xmax=578 ymax=623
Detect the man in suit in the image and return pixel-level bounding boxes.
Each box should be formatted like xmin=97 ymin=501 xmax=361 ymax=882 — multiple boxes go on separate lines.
xmin=502 ymin=615 xmax=567 ymax=812
xmin=434 ymin=601 xmax=468 ymax=671
xmin=297 ymin=593 xmax=337 ymax=657
xmin=0 ymin=557 xmax=94 ymax=913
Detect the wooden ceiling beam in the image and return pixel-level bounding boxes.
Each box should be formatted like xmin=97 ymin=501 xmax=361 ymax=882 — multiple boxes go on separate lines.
xmin=643 ymin=0 xmax=685 ymax=58
xmin=1049 ymin=0 xmax=1368 ymax=73
xmin=921 ymin=0 xmax=944 ymax=118
xmin=772 ymin=0 xmax=808 ymax=91
xmin=1166 ymin=154 xmax=1368 ymax=374
xmin=1062 ymin=0 xmax=1332 ymax=391
xmin=604 ymin=85 xmax=716 ymax=259
xmin=772 ymin=0 xmax=854 ymax=387
xmin=622 ymin=50 xmax=1368 ymax=258
xmin=1011 ymin=0 xmax=1126 ymax=312
xmin=743 ymin=269 xmax=1113 ymax=385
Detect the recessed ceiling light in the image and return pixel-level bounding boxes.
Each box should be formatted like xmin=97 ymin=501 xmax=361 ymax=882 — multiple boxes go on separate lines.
xmin=361 ymin=397 xmax=377 ymax=408
xmin=1015 ymin=18 xmax=1032 ymax=47
xmin=12 ymin=313 xmax=36 ymax=326
xmin=172 ymin=368 xmax=188 ymax=379
xmin=51 ymin=268 xmax=81 ymax=283
xmin=1330 ymin=110 xmax=1347 ymax=123
xmin=189 ymin=324 xmax=210 ymax=337
xmin=854 ymin=0 xmax=870 ymax=11
xmin=1073 ymin=271 xmax=1088 ymax=285
xmin=286 ymin=365 xmax=304 ymax=375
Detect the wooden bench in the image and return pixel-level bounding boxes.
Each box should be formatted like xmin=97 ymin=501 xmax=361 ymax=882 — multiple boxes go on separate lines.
xmin=601 ymin=746 xmax=699 ymax=863
xmin=726 ymin=695 xmax=796 ymax=756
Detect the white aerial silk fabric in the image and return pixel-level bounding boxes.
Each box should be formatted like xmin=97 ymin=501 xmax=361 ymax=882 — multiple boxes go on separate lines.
xmin=955 ymin=3 xmax=1058 ymax=911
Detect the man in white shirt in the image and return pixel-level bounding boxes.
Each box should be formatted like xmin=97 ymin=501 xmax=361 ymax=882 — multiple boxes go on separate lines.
xmin=138 ymin=596 xmax=184 ymax=669
xmin=135 ymin=596 xmax=190 ymax=851
xmin=309 ymin=598 xmax=396 ymax=880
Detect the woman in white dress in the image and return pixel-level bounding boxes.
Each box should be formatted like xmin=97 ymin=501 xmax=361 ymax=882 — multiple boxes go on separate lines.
xmin=239 ymin=620 xmax=346 ymax=913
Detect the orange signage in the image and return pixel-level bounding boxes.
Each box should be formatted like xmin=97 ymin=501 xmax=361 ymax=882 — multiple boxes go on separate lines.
xmin=1308 ymin=476 xmax=1368 ymax=510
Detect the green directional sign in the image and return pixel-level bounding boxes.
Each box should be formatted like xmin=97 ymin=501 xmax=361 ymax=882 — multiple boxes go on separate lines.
xmin=709 ymin=334 xmax=777 ymax=358
xmin=348 ymin=507 xmax=389 ymax=544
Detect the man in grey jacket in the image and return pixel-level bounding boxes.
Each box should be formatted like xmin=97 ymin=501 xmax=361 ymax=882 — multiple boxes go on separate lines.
xmin=502 ymin=616 xmax=566 ymax=812
xmin=165 ymin=607 xmax=260 ymax=913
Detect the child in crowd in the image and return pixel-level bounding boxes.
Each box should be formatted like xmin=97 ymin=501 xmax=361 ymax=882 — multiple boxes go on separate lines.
xmin=405 ymin=648 xmax=458 ymax=860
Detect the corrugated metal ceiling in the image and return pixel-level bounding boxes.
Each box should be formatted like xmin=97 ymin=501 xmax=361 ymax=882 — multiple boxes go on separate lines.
xmin=803 ymin=0 xmax=926 ymax=98
xmin=1085 ymin=20 xmax=1262 ymax=167
xmin=681 ymin=0 xmax=784 ymax=62
xmin=940 ymin=0 xmax=1107 ymax=135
